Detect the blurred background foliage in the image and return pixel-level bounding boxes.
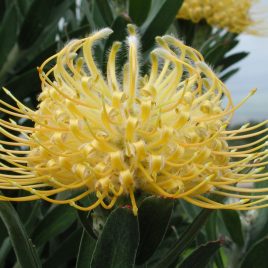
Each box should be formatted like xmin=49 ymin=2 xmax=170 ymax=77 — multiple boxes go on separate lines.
xmin=0 ymin=0 xmax=267 ymax=267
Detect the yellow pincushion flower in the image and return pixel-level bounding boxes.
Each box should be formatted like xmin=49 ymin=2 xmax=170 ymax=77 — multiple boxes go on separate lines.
xmin=177 ymin=0 xmax=261 ymax=34
xmin=0 ymin=25 xmax=268 ymax=215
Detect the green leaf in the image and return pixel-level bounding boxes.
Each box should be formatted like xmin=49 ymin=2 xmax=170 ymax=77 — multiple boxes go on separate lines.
xmin=43 ymin=228 xmax=82 ymax=268
xmin=2 ymin=69 xmax=39 ymax=100
xmin=80 ymin=0 xmax=94 ymax=27
xmin=220 ymin=52 xmax=249 ymax=71
xmin=241 ymin=237 xmax=268 ymax=268
xmin=16 ymin=24 xmax=92 ymax=74
xmin=205 ymin=212 xmax=225 ymax=268
xmin=77 ymin=210 xmax=97 ymax=240
xmin=179 ymin=240 xmax=223 ymax=268
xmin=0 ymin=214 xmax=8 ymax=242
xmin=0 ymin=1 xmax=6 ymax=22
xmin=95 ymin=0 xmax=114 ymax=26
xmin=0 ymin=238 xmax=11 ymax=268
xmin=249 ymin=208 xmax=268 ymax=245
xmin=175 ymin=19 xmax=196 ymax=46
xmin=90 ymin=0 xmax=107 ymax=28
xmin=32 ymin=205 xmax=77 ymax=247
xmin=76 ymin=230 xmax=97 ymax=268
xmin=220 ymin=68 xmax=239 ymax=82
xmin=0 ymin=4 xmax=19 ymax=80
xmin=180 ymin=200 xmax=201 ymax=220
xmin=13 ymin=0 xmax=34 ymax=21
xmin=18 ymin=0 xmax=73 ymax=49
xmin=203 ymin=34 xmax=239 ymax=67
xmin=91 ymin=208 xmax=139 ymax=268
xmin=155 ymin=208 xmax=214 ymax=268
xmin=221 ymin=210 xmax=244 ymax=247
xmin=175 ymin=19 xmax=212 ymax=48
xmin=129 ymin=0 xmax=151 ymax=26
xmin=136 ymin=197 xmax=174 ymax=265
xmin=141 ymin=0 xmax=183 ymax=51
xmin=0 ymin=196 xmax=41 ymax=268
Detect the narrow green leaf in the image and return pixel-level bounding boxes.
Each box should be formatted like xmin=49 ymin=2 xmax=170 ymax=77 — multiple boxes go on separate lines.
xmin=43 ymin=228 xmax=82 ymax=268
xmin=2 ymin=69 xmax=39 ymax=100
xmin=205 ymin=212 xmax=225 ymax=268
xmin=221 ymin=210 xmax=244 ymax=247
xmin=204 ymin=35 xmax=239 ymax=67
xmin=201 ymin=32 xmax=237 ymax=55
xmin=95 ymin=0 xmax=114 ymax=26
xmin=90 ymin=0 xmax=107 ymax=28
xmin=81 ymin=0 xmax=94 ymax=27
xmin=241 ymin=237 xmax=268 ymax=268
xmin=220 ymin=68 xmax=239 ymax=82
xmin=129 ymin=0 xmax=151 ymax=26
xmin=91 ymin=208 xmax=139 ymax=268
xmin=175 ymin=19 xmax=196 ymax=46
xmin=0 ymin=238 xmax=11 ymax=268
xmin=0 ymin=1 xmax=5 ymax=22
xmin=136 ymin=197 xmax=174 ymax=265
xmin=0 ymin=196 xmax=41 ymax=268
xmin=0 ymin=214 xmax=8 ymax=242
xmin=220 ymin=52 xmax=249 ymax=71
xmin=77 ymin=210 xmax=97 ymax=240
xmin=76 ymin=230 xmax=97 ymax=268
xmin=18 ymin=0 xmax=73 ymax=49
xmin=179 ymin=239 xmax=223 ymax=268
xmin=32 ymin=205 xmax=77 ymax=247
xmin=155 ymin=208 xmax=214 ymax=268
xmin=13 ymin=0 xmax=33 ymax=22
xmin=180 ymin=200 xmax=201 ymax=219
xmin=0 ymin=4 xmax=18 ymax=79
xmin=249 ymin=208 xmax=268 ymax=244
xmin=175 ymin=19 xmax=212 ymax=48
xmin=141 ymin=0 xmax=184 ymax=51
xmin=17 ymin=24 xmax=92 ymax=74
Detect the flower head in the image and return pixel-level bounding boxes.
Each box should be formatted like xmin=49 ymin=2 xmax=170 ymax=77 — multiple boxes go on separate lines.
xmin=177 ymin=0 xmax=262 ymax=34
xmin=0 ymin=25 xmax=268 ymax=215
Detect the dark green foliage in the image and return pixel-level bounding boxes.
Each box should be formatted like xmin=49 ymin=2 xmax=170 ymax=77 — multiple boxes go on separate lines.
xmin=76 ymin=230 xmax=96 ymax=268
xmin=0 ymin=3 xmax=18 ymax=69
xmin=43 ymin=228 xmax=82 ymax=268
xmin=0 ymin=195 xmax=41 ymax=268
xmin=95 ymin=0 xmax=114 ymax=26
xmin=221 ymin=210 xmax=244 ymax=247
xmin=91 ymin=208 xmax=139 ymax=268
xmin=129 ymin=0 xmax=151 ymax=26
xmin=241 ymin=237 xmax=268 ymax=268
xmin=249 ymin=208 xmax=268 ymax=244
xmin=77 ymin=210 xmax=98 ymax=240
xmin=136 ymin=197 xmax=174 ymax=264
xmin=155 ymin=209 xmax=214 ymax=268
xmin=141 ymin=0 xmax=184 ymax=51
xmin=179 ymin=240 xmax=223 ymax=268
xmin=32 ymin=205 xmax=77 ymax=247
xmin=18 ymin=0 xmax=73 ymax=49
